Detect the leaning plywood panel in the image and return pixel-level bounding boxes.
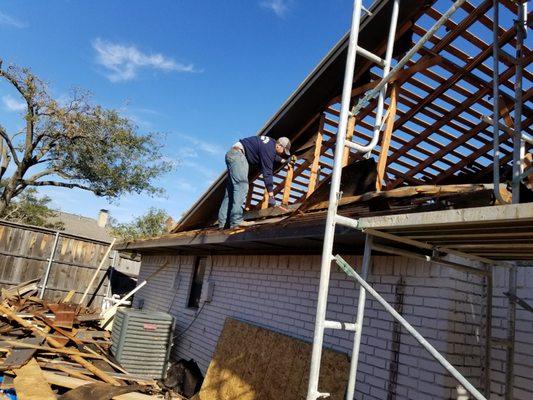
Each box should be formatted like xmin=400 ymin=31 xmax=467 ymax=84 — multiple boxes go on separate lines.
xmin=197 ymin=318 xmax=349 ymax=400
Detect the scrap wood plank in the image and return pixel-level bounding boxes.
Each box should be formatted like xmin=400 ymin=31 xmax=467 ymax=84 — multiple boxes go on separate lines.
xmin=1 ymin=279 xmax=40 ymax=301
xmin=44 ymin=363 xmax=98 ymax=382
xmin=61 ymin=290 xmax=75 ymax=303
xmin=0 ymin=336 xmax=43 ymax=370
xmin=36 ymin=315 xmax=129 ymax=375
xmin=42 ymin=371 xmax=158 ymax=400
xmin=2 ymin=339 xmax=102 ymax=359
xmin=197 ymin=318 xmax=349 ymax=400
xmin=58 ymin=382 xmax=144 ymax=400
xmin=0 ymin=304 xmax=121 ymax=385
xmin=39 ymin=361 xmax=156 ymax=386
xmin=13 ymin=358 xmax=57 ymax=400
xmin=79 ymin=238 xmax=116 ymax=306
xmin=307 ymin=183 xmax=497 ymax=211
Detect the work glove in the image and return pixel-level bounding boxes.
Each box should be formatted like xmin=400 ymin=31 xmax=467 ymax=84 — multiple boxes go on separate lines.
xmin=288 ymin=155 xmax=297 ymax=167
xmin=268 ymin=197 xmax=277 ymax=207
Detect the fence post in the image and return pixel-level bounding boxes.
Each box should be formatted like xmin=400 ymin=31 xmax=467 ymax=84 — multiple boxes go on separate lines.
xmin=39 ymin=231 xmax=60 ymax=299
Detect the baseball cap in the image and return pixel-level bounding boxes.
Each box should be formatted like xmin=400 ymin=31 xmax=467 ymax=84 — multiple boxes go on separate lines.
xmin=277 ymin=137 xmax=291 ymax=155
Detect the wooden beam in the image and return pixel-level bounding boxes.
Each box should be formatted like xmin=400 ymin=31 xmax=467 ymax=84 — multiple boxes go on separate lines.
xmin=387 ymin=12 xmax=519 ymax=171
xmin=389 ymin=44 xmax=524 ymax=188
xmin=343 ymin=115 xmax=356 ymax=167
xmin=435 ymin=115 xmax=533 ymax=184
xmin=282 ymin=165 xmax=294 ymax=205
xmin=245 ymin=183 xmax=255 ymax=209
xmin=260 ymin=189 xmax=269 ymax=210
xmin=376 ymin=84 xmax=397 ymax=191
xmin=41 ymin=371 xmax=154 ymax=399
xmin=306 ymin=115 xmax=325 ymax=197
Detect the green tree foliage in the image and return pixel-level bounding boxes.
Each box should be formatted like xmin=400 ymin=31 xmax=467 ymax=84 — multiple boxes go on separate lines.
xmin=3 ymin=188 xmax=64 ymax=229
xmin=110 ymin=208 xmax=172 ymax=241
xmin=0 ymin=61 xmax=173 ymax=216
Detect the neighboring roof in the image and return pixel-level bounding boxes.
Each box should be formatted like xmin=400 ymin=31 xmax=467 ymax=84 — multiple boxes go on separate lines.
xmin=51 ymin=211 xmax=113 ymax=242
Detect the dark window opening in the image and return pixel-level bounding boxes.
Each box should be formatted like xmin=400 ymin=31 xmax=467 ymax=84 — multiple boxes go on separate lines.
xmin=188 ymin=257 xmax=207 ymax=308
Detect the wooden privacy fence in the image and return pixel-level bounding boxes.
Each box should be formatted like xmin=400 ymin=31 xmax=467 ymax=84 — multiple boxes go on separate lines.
xmin=0 ymin=219 xmax=112 ymax=307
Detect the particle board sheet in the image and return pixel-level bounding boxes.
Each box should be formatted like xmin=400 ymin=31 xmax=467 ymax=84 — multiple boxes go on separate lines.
xmin=197 ymin=318 xmax=349 ymax=400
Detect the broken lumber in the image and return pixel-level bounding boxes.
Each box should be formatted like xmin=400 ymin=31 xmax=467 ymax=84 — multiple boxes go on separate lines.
xmin=42 ymin=371 xmax=158 ymax=400
xmin=2 ymin=339 xmax=102 ymax=359
xmin=0 ymin=304 xmax=121 ymax=385
xmin=59 ymin=382 xmax=143 ymax=400
xmin=307 ymin=183 xmax=505 ymax=211
xmin=79 ymin=238 xmax=116 ymax=306
xmin=0 ymin=337 xmax=43 ymax=370
xmin=14 ymin=358 xmax=57 ymax=400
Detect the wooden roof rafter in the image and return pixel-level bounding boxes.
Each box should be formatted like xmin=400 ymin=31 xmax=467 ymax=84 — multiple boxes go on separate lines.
xmin=173 ymin=0 xmax=532 ymax=233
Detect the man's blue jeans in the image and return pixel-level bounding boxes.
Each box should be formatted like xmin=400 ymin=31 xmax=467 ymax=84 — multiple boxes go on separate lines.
xmin=218 ymin=148 xmax=249 ymax=228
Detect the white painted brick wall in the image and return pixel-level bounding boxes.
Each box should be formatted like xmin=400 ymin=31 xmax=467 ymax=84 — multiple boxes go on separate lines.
xmin=132 ymin=254 xmax=533 ymax=400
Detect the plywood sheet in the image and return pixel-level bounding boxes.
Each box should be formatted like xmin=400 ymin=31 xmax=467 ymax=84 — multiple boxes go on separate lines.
xmin=198 ymin=318 xmax=350 ymax=400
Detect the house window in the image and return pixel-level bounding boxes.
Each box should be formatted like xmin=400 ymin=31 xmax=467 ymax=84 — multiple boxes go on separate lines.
xmin=188 ymin=257 xmax=207 ymax=308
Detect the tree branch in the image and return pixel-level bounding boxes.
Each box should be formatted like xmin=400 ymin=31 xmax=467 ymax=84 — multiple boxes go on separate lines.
xmin=0 ymin=139 xmax=9 ymax=181
xmin=0 ymin=66 xmax=30 ymax=103
xmin=23 ymin=179 xmax=94 ymax=192
xmin=0 ymin=126 xmax=20 ymax=166
xmin=22 ymin=167 xmax=58 ymax=184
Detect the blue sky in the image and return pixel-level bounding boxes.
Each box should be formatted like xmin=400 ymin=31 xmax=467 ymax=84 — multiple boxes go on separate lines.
xmin=0 ymin=0 xmax=357 ymax=222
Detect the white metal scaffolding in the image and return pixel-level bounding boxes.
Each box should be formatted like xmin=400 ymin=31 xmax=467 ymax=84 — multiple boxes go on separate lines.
xmin=306 ymin=0 xmax=529 ymax=399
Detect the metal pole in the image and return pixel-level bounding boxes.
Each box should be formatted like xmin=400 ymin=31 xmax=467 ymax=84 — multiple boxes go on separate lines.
xmin=511 ymin=0 xmax=526 ymax=204
xmin=335 ymin=255 xmax=487 ymax=400
xmin=307 ymin=1 xmax=364 ymax=398
xmin=347 ymin=0 xmax=400 ymax=154
xmin=505 ymin=264 xmax=517 ymax=399
xmin=103 ymin=251 xmax=117 ymax=311
xmin=345 ymin=235 xmax=373 ymax=399
xmin=492 ymin=0 xmax=508 ymax=204
xmin=39 ymin=231 xmax=60 ymax=299
xmin=483 ymin=265 xmax=492 ymax=397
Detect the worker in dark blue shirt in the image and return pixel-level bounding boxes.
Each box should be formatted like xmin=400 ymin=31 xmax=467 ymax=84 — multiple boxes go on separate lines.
xmin=218 ymin=135 xmax=292 ymax=229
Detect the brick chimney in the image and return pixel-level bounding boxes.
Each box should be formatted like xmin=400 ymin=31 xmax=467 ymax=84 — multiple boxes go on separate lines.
xmin=97 ymin=209 xmax=109 ymax=228
xmin=165 ymin=217 xmax=175 ymax=233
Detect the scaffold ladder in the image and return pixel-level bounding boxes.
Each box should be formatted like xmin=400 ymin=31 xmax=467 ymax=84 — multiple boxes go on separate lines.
xmin=306 ymin=0 xmax=489 ymax=399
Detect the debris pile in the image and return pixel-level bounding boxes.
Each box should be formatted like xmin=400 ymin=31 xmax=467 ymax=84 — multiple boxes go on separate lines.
xmin=0 ymin=279 xmax=176 ymax=399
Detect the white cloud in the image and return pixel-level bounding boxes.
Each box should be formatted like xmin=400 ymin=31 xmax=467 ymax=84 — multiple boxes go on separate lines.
xmin=260 ymin=0 xmax=292 ymax=17
xmin=177 ymin=134 xmax=223 ymax=155
xmin=2 ymin=95 xmax=26 ymax=112
xmin=0 ymin=11 xmax=27 ymax=28
xmin=92 ymin=38 xmax=200 ymax=82
xmin=181 ymin=159 xmax=219 ymax=180
xmin=178 ymin=146 xmax=199 ymax=159
xmin=175 ymin=179 xmax=197 ymax=193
